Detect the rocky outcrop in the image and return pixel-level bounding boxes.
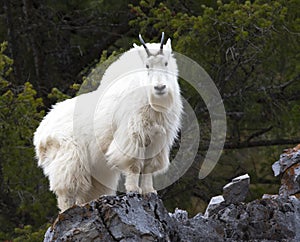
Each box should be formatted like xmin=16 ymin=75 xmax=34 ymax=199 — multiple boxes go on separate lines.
xmin=45 ymin=193 xmax=180 ymax=242
xmin=204 ymin=174 xmax=250 ymax=217
xmin=45 ymin=192 xmax=226 ymax=242
xmin=272 ymin=144 xmax=300 ymax=197
xmin=44 ymin=145 xmax=300 ymax=241
xmin=211 ymin=195 xmax=300 ymax=241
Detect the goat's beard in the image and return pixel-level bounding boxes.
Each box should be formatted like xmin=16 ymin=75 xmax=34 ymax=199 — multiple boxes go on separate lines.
xmin=149 ymin=91 xmax=173 ymax=112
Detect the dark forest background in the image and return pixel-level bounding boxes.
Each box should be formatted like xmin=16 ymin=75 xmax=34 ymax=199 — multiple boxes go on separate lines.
xmin=0 ymin=0 xmax=299 ymax=240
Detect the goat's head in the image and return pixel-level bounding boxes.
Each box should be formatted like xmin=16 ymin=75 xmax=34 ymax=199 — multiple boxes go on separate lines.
xmin=134 ymin=32 xmax=179 ymax=112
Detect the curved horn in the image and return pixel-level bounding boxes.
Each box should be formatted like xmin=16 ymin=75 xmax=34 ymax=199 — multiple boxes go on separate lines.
xmin=159 ymin=32 xmax=165 ymax=54
xmin=139 ymin=34 xmax=151 ymax=57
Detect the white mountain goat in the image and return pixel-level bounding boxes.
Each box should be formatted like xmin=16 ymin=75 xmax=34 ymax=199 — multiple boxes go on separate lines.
xmin=34 ymin=33 xmax=183 ymax=211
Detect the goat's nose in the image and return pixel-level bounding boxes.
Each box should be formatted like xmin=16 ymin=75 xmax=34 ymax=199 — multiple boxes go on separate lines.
xmin=154 ymin=85 xmax=166 ymax=91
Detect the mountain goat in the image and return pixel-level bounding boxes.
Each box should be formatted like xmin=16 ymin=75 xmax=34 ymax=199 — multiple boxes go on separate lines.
xmin=34 ymin=33 xmax=183 ymax=211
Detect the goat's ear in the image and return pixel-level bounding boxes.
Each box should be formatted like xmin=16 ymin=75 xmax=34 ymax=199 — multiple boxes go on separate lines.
xmin=133 ymin=43 xmax=138 ymax=48
xmin=165 ymin=38 xmax=172 ymax=51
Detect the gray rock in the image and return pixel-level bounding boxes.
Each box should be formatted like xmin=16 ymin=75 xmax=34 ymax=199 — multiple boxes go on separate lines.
xmin=204 ymin=174 xmax=250 ymax=218
xmin=204 ymin=195 xmax=225 ymax=218
xmin=172 ymin=212 xmax=224 ymax=242
xmin=45 ymin=192 xmax=225 ymax=242
xmin=272 ymin=145 xmax=300 ymax=196
xmin=45 ymin=193 xmax=224 ymax=242
xmin=44 ymin=192 xmax=300 ymax=242
xmin=272 ymin=160 xmax=281 ymax=177
xmin=44 ymin=202 xmax=114 ymax=241
xmin=211 ymin=196 xmax=300 ymax=241
xmin=262 ymin=194 xmax=279 ymax=199
xmin=223 ymin=174 xmax=250 ymax=205
xmin=97 ymin=193 xmax=178 ymax=241
xmin=45 ymin=193 xmax=180 ymax=242
xmin=272 ymin=147 xmax=300 ymax=176
xmin=279 ymin=162 xmax=300 ymax=196
xmin=44 ymin=147 xmax=300 ymax=241
xmin=169 ymin=208 xmax=188 ymax=222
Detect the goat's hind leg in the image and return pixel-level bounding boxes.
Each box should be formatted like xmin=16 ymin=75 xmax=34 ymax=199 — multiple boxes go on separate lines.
xmin=46 ymin=143 xmax=92 ymax=211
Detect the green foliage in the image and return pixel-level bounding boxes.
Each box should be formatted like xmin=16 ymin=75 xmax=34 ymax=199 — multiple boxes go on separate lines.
xmin=0 ymin=41 xmax=13 ymax=80
xmin=2 ymin=0 xmax=132 ymax=92
xmin=130 ymin=0 xmax=299 ymax=143
xmin=79 ymin=50 xmax=121 ymax=94
xmin=48 ymin=87 xmax=71 ymax=102
xmin=129 ymin=0 xmax=300 ymax=214
xmin=13 ymin=224 xmax=50 ymax=242
xmin=0 ymin=43 xmax=57 ymax=240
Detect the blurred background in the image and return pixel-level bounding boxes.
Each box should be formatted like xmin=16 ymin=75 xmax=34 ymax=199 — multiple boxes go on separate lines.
xmin=0 ymin=0 xmax=299 ymax=240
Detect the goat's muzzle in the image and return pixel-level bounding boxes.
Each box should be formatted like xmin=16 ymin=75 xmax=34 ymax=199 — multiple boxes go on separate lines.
xmin=154 ymin=84 xmax=166 ymax=95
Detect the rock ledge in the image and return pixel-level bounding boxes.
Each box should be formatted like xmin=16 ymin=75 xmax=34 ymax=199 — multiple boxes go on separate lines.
xmin=45 ymin=146 xmax=300 ymax=241
xmin=45 ymin=193 xmax=300 ymax=242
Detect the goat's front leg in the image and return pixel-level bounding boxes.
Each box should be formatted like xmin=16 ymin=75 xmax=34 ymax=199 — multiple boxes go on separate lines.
xmin=125 ymin=162 xmax=142 ymax=193
xmin=141 ymin=148 xmax=170 ymax=194
xmin=140 ymin=159 xmax=158 ymax=194
xmin=140 ymin=172 xmax=156 ymax=194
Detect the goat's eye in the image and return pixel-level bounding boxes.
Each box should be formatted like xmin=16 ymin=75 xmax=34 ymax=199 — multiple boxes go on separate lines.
xmin=165 ymin=62 xmax=168 ymax=66
xmin=146 ymin=64 xmax=149 ymax=69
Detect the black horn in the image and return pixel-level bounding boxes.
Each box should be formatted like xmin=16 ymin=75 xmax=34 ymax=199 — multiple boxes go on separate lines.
xmin=159 ymin=32 xmax=165 ymax=54
xmin=139 ymin=34 xmax=151 ymax=57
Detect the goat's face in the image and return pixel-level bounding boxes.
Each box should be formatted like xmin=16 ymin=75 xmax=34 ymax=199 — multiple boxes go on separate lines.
xmin=135 ymin=35 xmax=179 ymax=112
xmin=146 ymin=52 xmax=174 ymax=112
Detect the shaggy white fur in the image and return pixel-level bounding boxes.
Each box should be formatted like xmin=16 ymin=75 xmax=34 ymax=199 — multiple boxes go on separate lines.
xmin=34 ymin=35 xmax=183 ymax=211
